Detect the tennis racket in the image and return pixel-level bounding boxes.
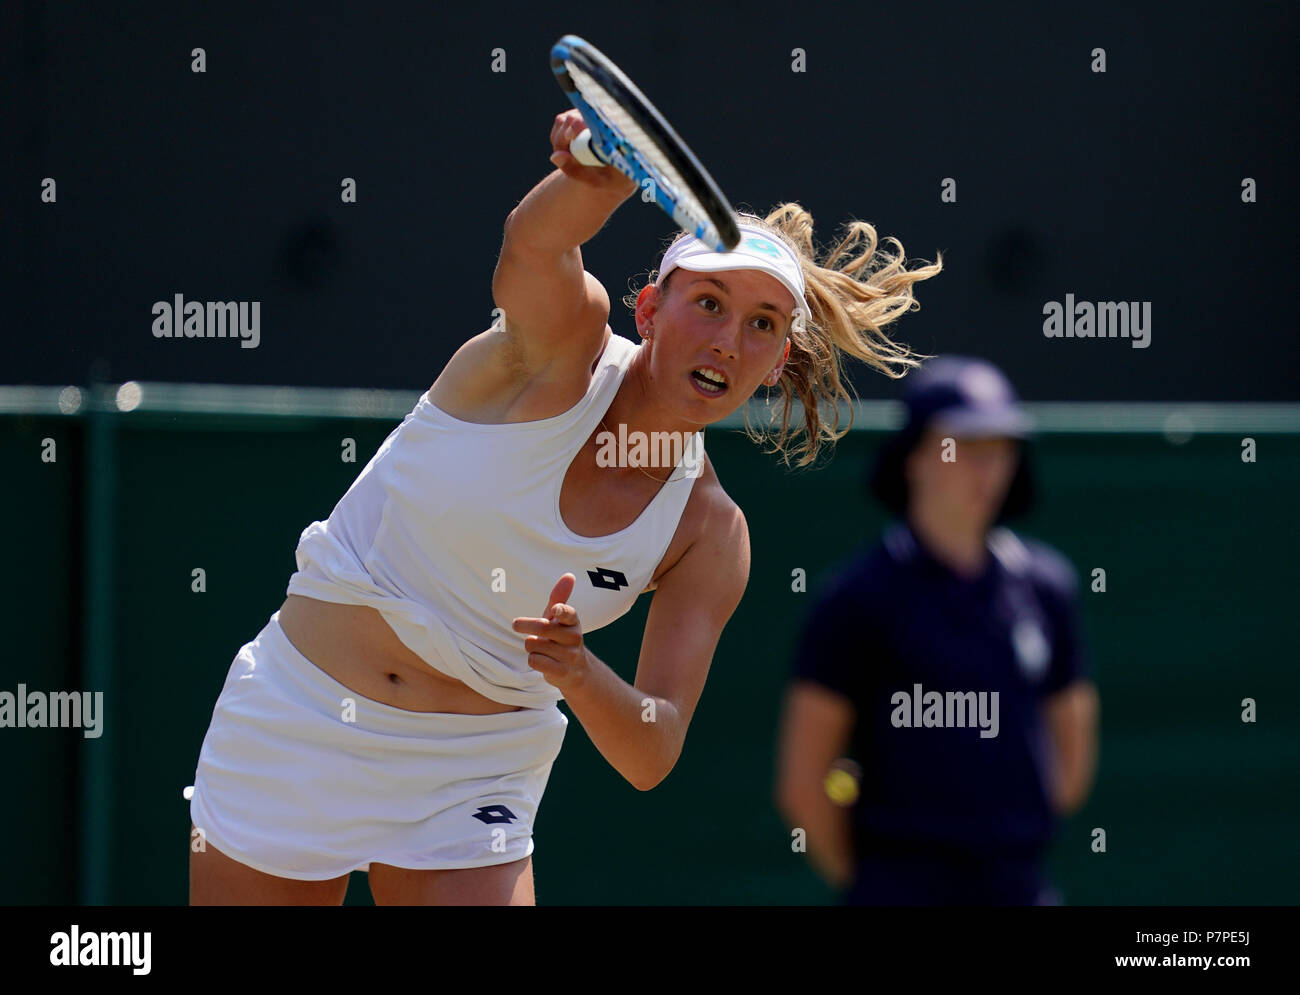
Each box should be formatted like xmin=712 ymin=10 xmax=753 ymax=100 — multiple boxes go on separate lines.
xmin=550 ymin=34 xmax=740 ymax=253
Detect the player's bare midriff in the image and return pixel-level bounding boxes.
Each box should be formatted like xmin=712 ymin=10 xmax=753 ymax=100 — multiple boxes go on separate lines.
xmin=277 ymin=595 xmax=518 ymax=714
xmin=277 ymin=325 xmax=705 ymax=716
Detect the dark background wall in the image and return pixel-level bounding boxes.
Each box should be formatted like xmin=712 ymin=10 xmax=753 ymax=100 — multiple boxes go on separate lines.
xmin=3 ymin=1 xmax=1296 ymax=399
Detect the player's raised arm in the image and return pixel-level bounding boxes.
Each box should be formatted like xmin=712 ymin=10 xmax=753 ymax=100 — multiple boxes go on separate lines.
xmin=492 ymin=110 xmax=638 ymax=375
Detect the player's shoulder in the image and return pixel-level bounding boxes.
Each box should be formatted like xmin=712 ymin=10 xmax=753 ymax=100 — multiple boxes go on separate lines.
xmin=682 ymin=454 xmax=748 ymax=549
xmin=988 ymin=527 xmax=1081 ymax=599
xmin=647 ymin=438 xmax=750 ymax=593
xmin=652 ymin=451 xmax=748 ymax=590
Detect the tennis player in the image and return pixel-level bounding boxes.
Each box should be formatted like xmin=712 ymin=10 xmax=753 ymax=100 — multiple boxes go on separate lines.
xmin=188 ymin=109 xmax=942 ymax=905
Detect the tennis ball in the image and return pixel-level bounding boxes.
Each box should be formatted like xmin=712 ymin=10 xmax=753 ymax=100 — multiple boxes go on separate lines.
xmin=824 ymin=767 xmax=859 ymax=806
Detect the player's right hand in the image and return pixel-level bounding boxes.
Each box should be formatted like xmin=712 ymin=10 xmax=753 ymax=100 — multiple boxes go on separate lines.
xmin=549 ymin=110 xmax=638 ymax=199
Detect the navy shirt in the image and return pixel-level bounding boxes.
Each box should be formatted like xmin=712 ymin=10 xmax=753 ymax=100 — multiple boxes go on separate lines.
xmin=791 ymin=521 xmax=1090 ymax=860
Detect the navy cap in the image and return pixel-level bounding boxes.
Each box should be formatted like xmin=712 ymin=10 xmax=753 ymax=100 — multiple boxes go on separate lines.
xmin=868 ymin=356 xmax=1036 ymax=519
xmin=900 ymin=356 xmax=1032 ymax=441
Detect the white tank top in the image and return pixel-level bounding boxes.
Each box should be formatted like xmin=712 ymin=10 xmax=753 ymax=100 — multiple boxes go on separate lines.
xmin=285 ymin=332 xmax=703 ymax=707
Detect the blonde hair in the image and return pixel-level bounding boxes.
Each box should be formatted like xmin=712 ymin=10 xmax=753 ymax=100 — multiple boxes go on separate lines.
xmin=623 ymin=204 xmax=943 ymax=468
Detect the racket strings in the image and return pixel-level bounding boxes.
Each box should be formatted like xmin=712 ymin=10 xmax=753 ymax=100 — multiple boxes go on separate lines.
xmin=565 ymin=60 xmax=715 ymax=238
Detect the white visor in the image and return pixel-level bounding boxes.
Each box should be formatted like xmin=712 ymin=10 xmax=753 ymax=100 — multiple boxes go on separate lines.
xmin=655 ymin=224 xmax=810 ymax=326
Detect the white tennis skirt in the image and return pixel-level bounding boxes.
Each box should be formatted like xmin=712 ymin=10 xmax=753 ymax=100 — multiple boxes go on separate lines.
xmin=189 ymin=610 xmax=568 ymax=880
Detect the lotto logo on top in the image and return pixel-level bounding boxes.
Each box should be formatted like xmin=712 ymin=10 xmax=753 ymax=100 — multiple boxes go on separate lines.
xmin=741 ymin=236 xmax=782 ymax=258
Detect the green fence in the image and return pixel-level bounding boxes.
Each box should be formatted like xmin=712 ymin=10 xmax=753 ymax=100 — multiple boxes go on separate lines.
xmin=3 ymin=384 xmax=1297 ymax=905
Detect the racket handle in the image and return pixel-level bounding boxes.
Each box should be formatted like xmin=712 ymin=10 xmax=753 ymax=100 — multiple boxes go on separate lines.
xmin=569 ymin=129 xmax=607 ymax=167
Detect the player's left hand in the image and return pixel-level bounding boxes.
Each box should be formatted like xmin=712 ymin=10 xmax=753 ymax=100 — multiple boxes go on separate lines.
xmin=512 ymin=573 xmax=589 ymax=691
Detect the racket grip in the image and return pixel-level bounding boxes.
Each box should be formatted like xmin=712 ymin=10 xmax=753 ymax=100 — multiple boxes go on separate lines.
xmin=568 ymin=129 xmax=607 ymax=167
